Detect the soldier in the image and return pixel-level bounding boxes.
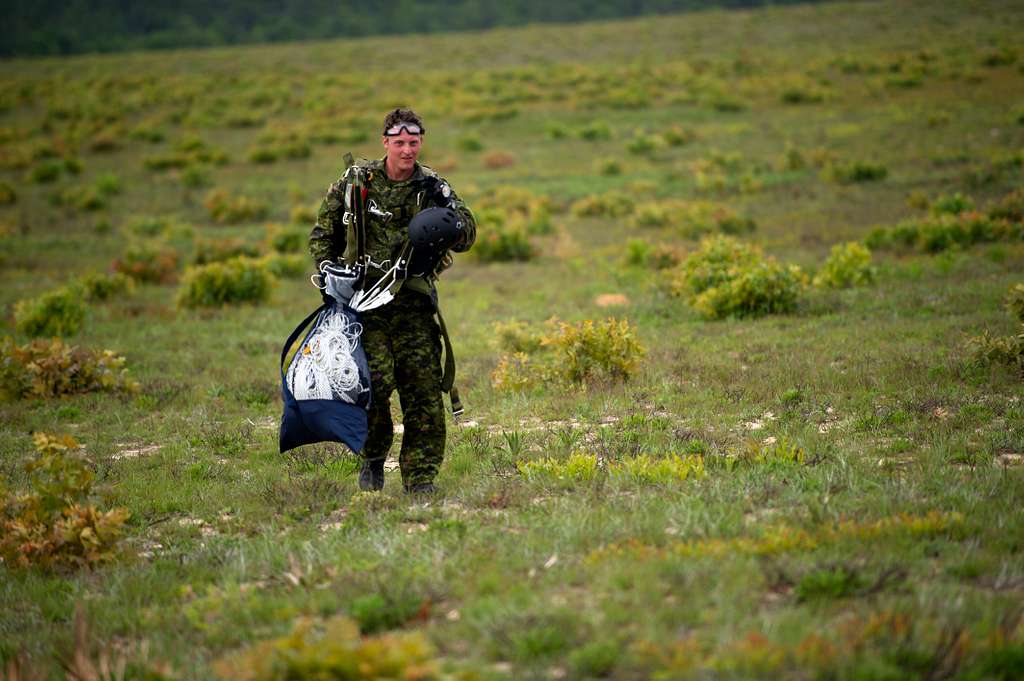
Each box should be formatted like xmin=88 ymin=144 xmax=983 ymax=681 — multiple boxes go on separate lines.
xmin=309 ymin=108 xmax=476 ymax=494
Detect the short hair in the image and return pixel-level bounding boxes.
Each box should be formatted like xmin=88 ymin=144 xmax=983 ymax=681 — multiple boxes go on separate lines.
xmin=382 ymin=108 xmax=424 ymax=135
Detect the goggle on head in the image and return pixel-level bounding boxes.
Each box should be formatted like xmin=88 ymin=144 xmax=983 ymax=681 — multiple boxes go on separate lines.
xmin=383 ymin=122 xmax=425 ymax=136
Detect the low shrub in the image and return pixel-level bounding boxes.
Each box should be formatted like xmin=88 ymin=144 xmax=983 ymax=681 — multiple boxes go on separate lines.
xmin=668 ymin=235 xmax=807 ymax=319
xmin=813 ymin=242 xmax=875 ymax=289
xmin=966 ymin=329 xmax=1024 ymax=375
xmin=0 ymin=433 xmax=130 ymax=570
xmin=260 ymin=253 xmax=307 ymax=279
xmin=578 ymin=121 xmax=613 ymax=141
xmin=865 ymin=212 xmax=1022 ymax=254
xmin=125 ymin=215 xmax=173 ymax=237
xmin=193 ymin=237 xmax=261 ymax=265
xmin=472 ymin=226 xmax=536 ymax=263
xmin=182 ymin=163 xmax=212 ymax=188
xmin=518 ymin=452 xmax=599 ymax=485
xmin=610 ymin=453 xmax=706 ymax=483
xmin=290 ymin=203 xmax=319 ymax=225
xmin=0 ymin=180 xmax=16 ymax=205
xmin=988 ymin=188 xmax=1024 ymax=222
xmin=824 ymin=160 xmax=888 ymax=184
xmin=456 ymin=134 xmax=484 ymax=152
xmin=0 ymin=337 xmax=139 ymax=399
xmin=26 ymin=160 xmax=62 ymax=183
xmin=204 ymin=188 xmax=269 ymax=224
xmin=78 ymin=272 xmax=133 ymax=302
xmin=176 ymin=257 xmax=273 ymax=307
xmin=267 ymin=223 xmax=308 ymax=253
xmin=482 ymin=150 xmax=517 ymax=169
xmin=492 ymin=317 xmax=645 ymax=389
xmin=1006 ymin=283 xmax=1024 ymax=323
xmin=543 ymin=317 xmax=645 ymax=384
xmin=595 ymin=157 xmax=623 ymax=176
xmin=930 ymin=192 xmax=975 ymax=216
xmin=493 ymin=320 xmax=544 ymax=354
xmin=112 ymin=242 xmax=180 ymax=284
xmin=622 ymin=240 xmax=684 ymax=270
xmin=14 ymin=286 xmax=86 ymax=337
xmin=626 ymin=132 xmax=659 ymax=155
xmin=212 ymin=616 xmax=442 ymax=681
xmin=570 ymin=192 xmax=634 ymax=218
xmin=662 ymin=125 xmax=696 ymax=147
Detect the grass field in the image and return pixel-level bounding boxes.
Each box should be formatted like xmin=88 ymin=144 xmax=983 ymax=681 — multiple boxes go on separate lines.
xmin=2 ymin=0 xmax=1024 ymax=678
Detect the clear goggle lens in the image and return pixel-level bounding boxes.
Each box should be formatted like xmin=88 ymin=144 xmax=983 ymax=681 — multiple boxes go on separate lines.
xmin=384 ymin=123 xmax=424 ymax=136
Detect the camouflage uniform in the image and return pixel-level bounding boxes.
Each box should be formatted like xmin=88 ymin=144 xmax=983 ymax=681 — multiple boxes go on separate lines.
xmin=309 ymin=157 xmax=476 ymax=488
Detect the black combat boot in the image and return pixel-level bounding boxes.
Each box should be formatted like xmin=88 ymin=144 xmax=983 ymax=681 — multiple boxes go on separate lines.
xmin=405 ymin=481 xmax=437 ymax=496
xmin=358 ymin=459 xmax=385 ymax=491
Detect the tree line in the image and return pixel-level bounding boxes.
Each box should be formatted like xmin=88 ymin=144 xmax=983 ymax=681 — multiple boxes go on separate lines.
xmin=3 ymin=0 xmax=820 ymax=58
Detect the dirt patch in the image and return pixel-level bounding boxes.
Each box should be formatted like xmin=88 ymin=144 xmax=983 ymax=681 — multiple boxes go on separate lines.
xmin=112 ymin=443 xmax=162 ymax=461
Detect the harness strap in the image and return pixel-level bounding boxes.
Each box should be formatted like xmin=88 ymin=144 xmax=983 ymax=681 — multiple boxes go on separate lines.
xmin=434 ymin=305 xmax=464 ymax=417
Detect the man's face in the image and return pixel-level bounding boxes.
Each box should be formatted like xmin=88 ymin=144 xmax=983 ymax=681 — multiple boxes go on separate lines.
xmin=382 ymin=130 xmax=422 ymax=175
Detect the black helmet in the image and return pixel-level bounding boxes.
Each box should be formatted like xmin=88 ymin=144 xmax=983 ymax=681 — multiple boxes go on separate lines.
xmin=406 ymin=207 xmax=462 ymax=277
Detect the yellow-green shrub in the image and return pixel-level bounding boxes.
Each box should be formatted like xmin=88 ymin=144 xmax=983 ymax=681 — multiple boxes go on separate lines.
xmin=0 ymin=180 xmax=17 ymax=205
xmin=472 ymin=225 xmax=536 ymax=262
xmin=542 ymin=317 xmax=645 ymax=383
xmin=1006 ymin=283 xmax=1024 ymax=323
xmin=813 ymin=242 xmax=875 ymax=288
xmin=78 ymin=272 xmax=133 ymax=302
xmin=177 ymin=257 xmax=272 ymax=307
xmin=492 ymin=317 xmax=645 ymax=389
xmin=204 ymin=188 xmax=268 ymax=224
xmin=260 ymin=253 xmax=307 ymax=279
xmin=823 ymin=160 xmax=888 ymax=184
xmin=14 ymin=286 xmax=86 ymax=337
xmin=212 ymin=616 xmax=444 ymax=681
xmin=517 ymin=452 xmax=599 ymax=485
xmin=112 ymin=242 xmax=181 ymax=284
xmin=668 ymin=235 xmax=807 ymax=319
xmin=0 ymin=337 xmax=139 ymax=399
xmin=193 ymin=237 xmax=261 ymax=265
xmin=493 ymin=320 xmax=544 ymax=353
xmin=1 ymin=433 xmax=130 ymax=570
xmin=266 ymin=224 xmax=305 ymax=253
xmin=570 ymin=192 xmax=634 ymax=218
xmin=610 ymin=453 xmax=706 ymax=483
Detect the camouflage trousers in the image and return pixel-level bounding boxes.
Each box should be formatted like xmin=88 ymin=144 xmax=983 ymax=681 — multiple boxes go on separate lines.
xmin=359 ymin=290 xmax=445 ymax=488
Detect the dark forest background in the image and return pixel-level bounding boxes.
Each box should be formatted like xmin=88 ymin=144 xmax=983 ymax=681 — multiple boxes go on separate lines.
xmin=2 ymin=0 xmax=824 ymax=58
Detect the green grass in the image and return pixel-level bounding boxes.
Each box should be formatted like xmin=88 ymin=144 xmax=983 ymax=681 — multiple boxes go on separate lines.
xmin=2 ymin=0 xmax=1024 ymax=678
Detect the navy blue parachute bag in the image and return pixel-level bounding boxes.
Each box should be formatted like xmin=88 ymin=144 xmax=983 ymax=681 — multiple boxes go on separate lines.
xmin=279 ymin=296 xmax=372 ymax=454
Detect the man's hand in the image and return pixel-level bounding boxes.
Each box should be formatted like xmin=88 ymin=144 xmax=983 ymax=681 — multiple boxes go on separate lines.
xmin=420 ymin=176 xmax=455 ymax=209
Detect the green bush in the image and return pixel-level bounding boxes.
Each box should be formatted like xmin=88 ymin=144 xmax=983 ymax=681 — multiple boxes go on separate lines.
xmin=112 ymin=242 xmax=181 ymax=284
xmin=965 ymin=329 xmax=1024 ymax=375
xmin=865 ymin=212 xmax=1022 ymax=254
xmin=260 ymin=253 xmax=307 ymax=279
xmin=930 ymin=192 xmax=975 ymax=216
xmin=543 ymin=317 xmax=645 ymax=384
xmin=14 ymin=286 xmax=86 ymax=337
xmin=177 ymin=257 xmax=272 ymax=307
xmin=193 ymin=237 xmax=261 ymax=265
xmin=813 ymin=241 xmax=875 ymax=289
xmin=211 ymin=616 xmax=443 ymax=681
xmin=1 ymin=433 xmax=130 ymax=570
xmin=78 ymin=272 xmax=133 ymax=302
xmin=472 ymin=226 xmax=536 ymax=263
xmin=204 ymin=188 xmax=268 ymax=224
xmin=0 ymin=337 xmax=139 ymax=399
xmin=25 ymin=160 xmax=62 ymax=183
xmin=692 ymin=260 xmax=806 ymax=319
xmin=578 ymin=121 xmax=613 ymax=141
xmin=126 ymin=215 xmax=173 ymax=237
xmin=1006 ymin=283 xmax=1024 ymax=324
xmin=824 ymin=160 xmax=889 ymax=184
xmin=988 ymin=188 xmax=1024 ymax=222
xmin=0 ymin=180 xmax=16 ymax=205
xmin=456 ymin=134 xmax=484 ymax=152
xmin=266 ymin=224 xmax=307 ymax=254
xmin=626 ymin=132 xmax=659 ymax=155
xmin=570 ymin=192 xmax=634 ymax=218
xmin=669 ymin=235 xmax=807 ymax=319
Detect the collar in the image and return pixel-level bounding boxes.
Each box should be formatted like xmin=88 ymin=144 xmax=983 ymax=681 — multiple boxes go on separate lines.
xmin=378 ymin=156 xmax=425 ymax=185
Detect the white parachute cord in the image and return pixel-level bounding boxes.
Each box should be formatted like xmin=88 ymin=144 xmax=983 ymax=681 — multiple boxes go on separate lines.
xmin=307 ymin=311 xmax=364 ymax=400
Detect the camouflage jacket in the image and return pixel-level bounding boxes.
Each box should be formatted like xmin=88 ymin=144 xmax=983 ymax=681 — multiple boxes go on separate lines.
xmin=309 ymin=157 xmax=476 ymax=294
